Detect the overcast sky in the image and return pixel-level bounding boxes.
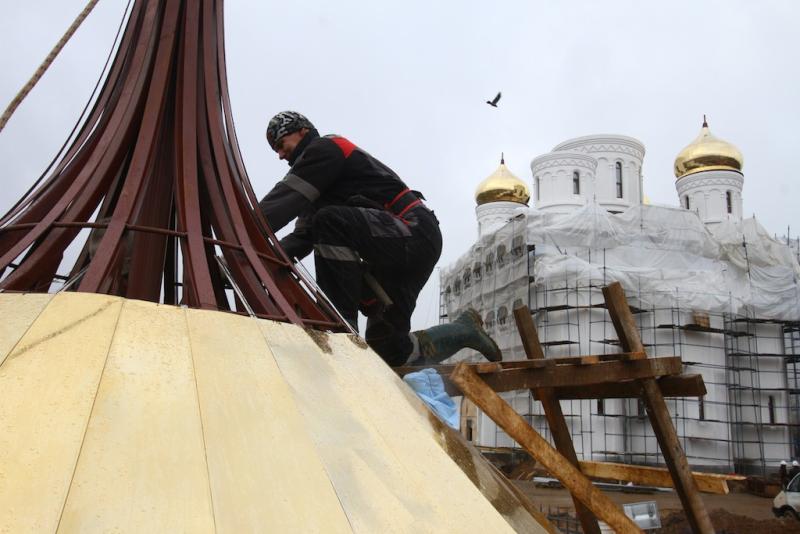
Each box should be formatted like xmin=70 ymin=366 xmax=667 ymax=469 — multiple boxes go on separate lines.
xmin=1 ymin=1 xmax=798 ymax=330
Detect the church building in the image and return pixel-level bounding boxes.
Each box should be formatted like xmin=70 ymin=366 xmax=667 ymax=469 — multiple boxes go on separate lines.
xmin=442 ymin=120 xmax=800 ymax=475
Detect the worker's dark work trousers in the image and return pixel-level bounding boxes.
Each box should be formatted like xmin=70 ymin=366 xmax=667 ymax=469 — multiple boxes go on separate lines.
xmin=311 ymin=204 xmax=442 ymax=366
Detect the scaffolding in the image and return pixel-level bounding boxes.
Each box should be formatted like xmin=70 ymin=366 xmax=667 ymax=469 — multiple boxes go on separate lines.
xmin=440 ymin=207 xmax=800 ymax=476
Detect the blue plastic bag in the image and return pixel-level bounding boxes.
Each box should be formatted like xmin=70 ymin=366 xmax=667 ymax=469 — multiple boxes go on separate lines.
xmin=403 ymin=368 xmax=460 ymax=430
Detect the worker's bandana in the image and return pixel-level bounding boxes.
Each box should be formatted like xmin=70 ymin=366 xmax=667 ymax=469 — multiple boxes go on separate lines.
xmin=266 ymin=111 xmax=315 ymax=150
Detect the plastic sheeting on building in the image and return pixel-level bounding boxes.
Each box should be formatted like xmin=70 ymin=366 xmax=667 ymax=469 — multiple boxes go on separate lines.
xmin=442 ymin=202 xmax=800 ymax=349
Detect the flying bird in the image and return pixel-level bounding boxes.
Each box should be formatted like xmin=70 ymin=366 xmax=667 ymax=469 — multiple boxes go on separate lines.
xmin=486 ymin=92 xmax=502 ymax=107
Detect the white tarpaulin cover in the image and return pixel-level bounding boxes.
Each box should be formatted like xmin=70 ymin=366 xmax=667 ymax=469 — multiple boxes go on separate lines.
xmin=442 ymin=203 xmax=800 ymax=329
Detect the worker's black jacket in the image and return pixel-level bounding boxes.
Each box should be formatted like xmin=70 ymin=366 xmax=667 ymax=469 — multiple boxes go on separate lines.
xmin=259 ymin=129 xmax=423 ymax=258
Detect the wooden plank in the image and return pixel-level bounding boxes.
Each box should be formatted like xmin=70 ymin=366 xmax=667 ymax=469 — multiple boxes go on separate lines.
xmin=549 ymin=374 xmax=707 ymax=400
xmin=577 ymin=461 xmax=745 ymax=495
xmin=398 ymin=356 xmax=681 ymax=392
xmin=450 ymin=362 xmax=642 ymax=534
xmin=515 ymin=306 xmax=601 ymax=534
xmin=432 ymin=372 xmax=705 ymax=399
xmin=59 ymin=299 xmax=214 ymax=532
xmin=603 ymin=282 xmax=714 ymax=534
xmin=394 ymin=351 xmax=646 ymax=376
xmin=482 ymin=357 xmax=682 ymax=392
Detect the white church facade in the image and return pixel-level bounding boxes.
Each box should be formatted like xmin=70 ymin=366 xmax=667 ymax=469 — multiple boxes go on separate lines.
xmin=442 ymin=120 xmax=800 ymax=475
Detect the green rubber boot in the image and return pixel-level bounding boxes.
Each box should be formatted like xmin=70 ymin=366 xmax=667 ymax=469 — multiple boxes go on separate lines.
xmin=410 ymin=309 xmax=502 ymax=365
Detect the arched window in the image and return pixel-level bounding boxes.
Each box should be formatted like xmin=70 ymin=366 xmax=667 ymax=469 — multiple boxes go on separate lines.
xmin=485 ymin=310 xmax=496 ymax=330
xmin=684 ymin=195 xmax=690 ymax=210
xmin=497 ymin=306 xmax=508 ymax=327
xmin=615 ymin=162 xmax=623 ymax=198
xmin=472 ymin=262 xmax=482 ymax=282
xmin=573 ymin=171 xmax=580 ymax=195
xmin=511 ymin=235 xmax=524 ymax=258
xmin=726 ymin=191 xmax=733 ymax=214
xmin=496 ymin=244 xmax=507 ymax=268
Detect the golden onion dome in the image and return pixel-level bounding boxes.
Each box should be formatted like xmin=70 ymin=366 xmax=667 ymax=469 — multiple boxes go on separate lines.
xmin=674 ymin=117 xmax=743 ymax=179
xmin=475 ymin=155 xmax=530 ymax=206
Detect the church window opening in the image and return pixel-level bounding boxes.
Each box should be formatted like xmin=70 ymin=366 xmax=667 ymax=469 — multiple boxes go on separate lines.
xmin=453 ymin=279 xmax=462 ymax=295
xmin=511 ymin=235 xmax=524 ymax=258
xmin=472 ymin=262 xmax=482 ymax=282
xmin=485 ymin=310 xmax=495 ymax=330
xmin=615 ymin=162 xmax=623 ymax=198
xmin=462 ymin=270 xmax=471 ymax=289
xmin=726 ymin=191 xmax=733 ymax=214
xmin=496 ymin=244 xmax=507 ymax=268
xmin=768 ymin=395 xmax=776 ymax=424
xmin=684 ymin=195 xmax=690 ymax=210
xmin=535 ymin=176 xmax=540 ymax=200
xmin=573 ymin=171 xmax=580 ymax=195
xmin=485 ymin=252 xmax=495 ymax=275
xmin=636 ymin=398 xmax=646 ymax=417
xmin=497 ymin=306 xmax=508 ymax=327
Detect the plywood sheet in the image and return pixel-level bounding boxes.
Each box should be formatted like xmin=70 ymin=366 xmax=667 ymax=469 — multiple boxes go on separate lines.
xmin=186 ymin=308 xmax=351 ymax=532
xmin=260 ymin=321 xmax=521 ymax=533
xmin=0 ymin=293 xmax=122 ymax=533
xmin=58 ymin=300 xmax=214 ymax=533
xmin=0 ymin=292 xmax=53 ymax=366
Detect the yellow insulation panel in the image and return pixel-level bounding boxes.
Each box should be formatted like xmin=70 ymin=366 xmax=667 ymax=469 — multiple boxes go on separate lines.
xmin=0 ymin=293 xmax=122 ymax=533
xmin=0 ymin=293 xmax=547 ymax=533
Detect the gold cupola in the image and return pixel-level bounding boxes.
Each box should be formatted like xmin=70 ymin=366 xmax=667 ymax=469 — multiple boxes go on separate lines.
xmin=475 ymin=154 xmax=530 ymax=206
xmin=674 ymin=116 xmax=743 ymax=179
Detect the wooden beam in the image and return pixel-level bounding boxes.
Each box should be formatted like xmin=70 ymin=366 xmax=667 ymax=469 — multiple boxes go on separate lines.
xmin=450 ymin=363 xmax=642 ymax=534
xmin=480 ymin=357 xmax=681 ymax=392
xmin=398 ymin=357 xmax=682 ymax=392
xmin=603 ymin=282 xmax=714 ymax=534
xmin=549 ymin=374 xmax=706 ymax=400
xmin=410 ymin=371 xmax=705 ymax=399
xmin=577 ymin=461 xmax=745 ymax=495
xmin=395 ymin=352 xmax=647 ymax=376
xmin=514 ymin=305 xmax=601 ymax=534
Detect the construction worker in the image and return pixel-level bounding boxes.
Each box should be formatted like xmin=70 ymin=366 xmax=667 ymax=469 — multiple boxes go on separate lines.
xmin=258 ymin=111 xmax=501 ymax=366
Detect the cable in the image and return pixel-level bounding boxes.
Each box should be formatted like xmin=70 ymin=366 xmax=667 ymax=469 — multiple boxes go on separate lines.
xmin=0 ymin=0 xmax=133 ymax=226
xmin=0 ymin=0 xmax=101 ymax=133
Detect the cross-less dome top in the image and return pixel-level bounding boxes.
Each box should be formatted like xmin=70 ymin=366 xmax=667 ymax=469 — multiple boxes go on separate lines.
xmin=674 ymin=117 xmax=743 ymax=179
xmin=475 ymin=155 xmax=530 ymax=206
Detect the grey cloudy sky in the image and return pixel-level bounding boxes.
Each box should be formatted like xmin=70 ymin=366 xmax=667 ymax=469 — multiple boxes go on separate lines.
xmin=1 ymin=1 xmax=798 ymax=330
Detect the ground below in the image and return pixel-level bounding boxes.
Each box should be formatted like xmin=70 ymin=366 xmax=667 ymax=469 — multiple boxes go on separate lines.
xmin=513 ymin=481 xmax=800 ymax=533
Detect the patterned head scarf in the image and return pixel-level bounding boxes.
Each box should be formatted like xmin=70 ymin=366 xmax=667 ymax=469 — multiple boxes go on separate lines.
xmin=266 ymin=111 xmax=314 ymax=149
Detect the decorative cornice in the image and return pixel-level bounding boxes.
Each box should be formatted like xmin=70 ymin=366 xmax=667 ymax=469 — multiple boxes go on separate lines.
xmin=476 ymin=202 xmax=525 ymax=217
xmin=553 ymin=135 xmax=645 ymax=159
xmin=531 ymin=152 xmax=597 ymax=173
xmin=676 ymin=171 xmax=743 ymax=194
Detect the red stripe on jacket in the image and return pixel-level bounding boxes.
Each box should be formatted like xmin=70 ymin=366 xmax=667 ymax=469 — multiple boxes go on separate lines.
xmin=331 ymin=136 xmax=356 ymax=158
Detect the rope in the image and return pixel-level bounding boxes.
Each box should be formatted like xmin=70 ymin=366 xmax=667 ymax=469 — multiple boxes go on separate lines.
xmin=0 ymin=0 xmax=100 ymax=134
